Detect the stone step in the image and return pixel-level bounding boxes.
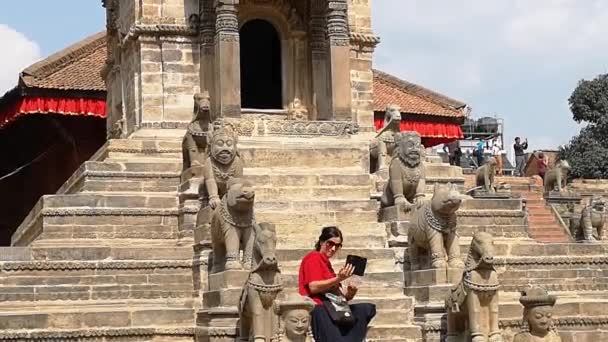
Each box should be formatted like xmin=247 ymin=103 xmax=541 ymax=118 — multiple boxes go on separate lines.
xmin=257 ymin=210 xmax=378 ymax=224
xmin=253 ymin=185 xmax=372 ymax=201
xmin=366 ymin=324 xmax=422 ymax=341
xmin=277 ymin=232 xmax=387 ymax=249
xmin=276 ymin=248 xmax=396 ymax=263
xmin=280 ymin=258 xmax=397 ymax=273
xmin=106 ymin=140 xmax=369 ymax=170
xmin=0 ymin=306 xmax=194 ymax=330
xmin=257 ymin=199 xmax=378 ymax=212
xmin=27 ymin=245 xmax=192 ymax=261
xmin=280 ymin=271 xmax=403 ymax=290
xmin=40 ymin=194 xmax=178 ymax=209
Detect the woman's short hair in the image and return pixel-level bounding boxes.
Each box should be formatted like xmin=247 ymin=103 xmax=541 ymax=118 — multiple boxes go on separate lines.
xmin=315 ymin=225 xmax=343 ymax=251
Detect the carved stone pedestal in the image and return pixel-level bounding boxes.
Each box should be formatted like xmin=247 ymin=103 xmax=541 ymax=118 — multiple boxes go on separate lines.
xmin=471 ymin=189 xmax=513 ymax=199
xmin=404 ymin=268 xmax=463 ymax=304
xmin=196 ymin=270 xmax=250 ymax=342
xmin=544 ymin=191 xmax=582 ymax=205
xmin=178 ymin=177 xmax=203 ymax=240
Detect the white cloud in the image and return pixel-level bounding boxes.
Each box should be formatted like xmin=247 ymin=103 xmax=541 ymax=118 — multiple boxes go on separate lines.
xmin=0 ymin=25 xmax=41 ymax=95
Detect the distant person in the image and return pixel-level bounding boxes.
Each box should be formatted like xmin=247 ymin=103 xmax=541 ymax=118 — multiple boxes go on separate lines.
xmin=491 ymin=142 xmax=503 ymax=175
xmin=537 ymin=152 xmax=548 ymax=181
xmin=514 ymin=137 xmax=528 ymax=176
xmin=443 ymin=140 xmax=459 ymax=166
xmin=475 ymin=140 xmax=486 ymax=167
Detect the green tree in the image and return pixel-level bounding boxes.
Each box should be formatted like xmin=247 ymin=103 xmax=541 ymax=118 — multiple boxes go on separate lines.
xmin=560 ymin=74 xmax=608 ymax=178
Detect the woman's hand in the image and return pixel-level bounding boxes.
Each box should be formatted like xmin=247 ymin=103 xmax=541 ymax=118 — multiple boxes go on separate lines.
xmin=337 ymin=264 xmax=354 ymax=282
xmin=345 ymin=283 xmax=358 ymax=301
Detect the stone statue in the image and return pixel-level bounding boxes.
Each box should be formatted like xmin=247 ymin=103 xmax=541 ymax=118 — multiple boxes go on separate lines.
xmin=476 ymin=156 xmax=497 ymax=193
xmin=544 ymin=160 xmax=570 ymax=193
xmin=513 ymin=287 xmax=561 ymax=342
xmin=210 ymin=178 xmax=256 ymax=272
xmin=569 ymin=196 xmax=606 ymax=242
xmin=182 ymin=92 xmax=212 ymax=181
xmin=200 ymin=120 xmax=244 ymax=209
xmin=446 ymin=232 xmax=502 ymax=342
xmin=380 ymin=131 xmax=426 ymax=209
xmin=239 ymin=222 xmax=283 ymax=342
xmin=287 ymin=98 xmax=308 ymax=121
xmin=407 ymin=183 xmax=465 ymax=270
xmin=273 ymin=293 xmax=315 ymax=342
xmin=370 ymin=105 xmax=402 ymax=172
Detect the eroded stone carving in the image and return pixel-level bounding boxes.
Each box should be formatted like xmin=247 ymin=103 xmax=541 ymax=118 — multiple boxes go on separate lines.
xmin=210 ymin=178 xmax=256 ymax=272
xmin=476 ymin=156 xmax=497 ymax=193
xmin=370 ymin=105 xmax=401 ymax=172
xmin=407 ymin=183 xmax=465 ymax=270
xmin=446 ymin=232 xmax=502 ymax=342
xmin=514 ymin=287 xmax=561 ymax=342
xmin=239 ymin=222 xmax=283 ymax=342
xmin=570 ymin=196 xmax=606 ymax=242
xmin=544 ymin=160 xmax=570 ymax=193
xmin=287 ymin=98 xmax=308 ymax=121
xmin=380 ymin=131 xmax=426 ymax=210
xmin=273 ymin=293 xmax=315 ymax=342
xmin=182 ymin=92 xmax=212 ymax=181
xmin=200 ymin=120 xmax=244 ymax=209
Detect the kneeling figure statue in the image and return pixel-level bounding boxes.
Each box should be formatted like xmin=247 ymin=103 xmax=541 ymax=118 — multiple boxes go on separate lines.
xmin=446 ymin=232 xmax=502 ymax=342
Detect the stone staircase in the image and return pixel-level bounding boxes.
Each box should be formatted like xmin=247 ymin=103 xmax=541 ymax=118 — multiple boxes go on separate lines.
xmin=3 ymin=130 xmax=608 ymax=341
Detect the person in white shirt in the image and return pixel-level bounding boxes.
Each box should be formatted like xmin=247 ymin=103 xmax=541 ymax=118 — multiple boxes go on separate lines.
xmin=491 ymin=143 xmax=502 ymax=175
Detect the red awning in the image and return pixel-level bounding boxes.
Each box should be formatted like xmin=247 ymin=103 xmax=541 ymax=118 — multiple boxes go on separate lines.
xmin=374 ymin=117 xmax=463 ymax=147
xmin=0 ymin=96 xmax=106 ymax=129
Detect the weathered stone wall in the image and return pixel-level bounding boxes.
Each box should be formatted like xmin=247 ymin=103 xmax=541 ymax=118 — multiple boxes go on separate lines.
xmin=348 ymin=0 xmax=376 ymax=129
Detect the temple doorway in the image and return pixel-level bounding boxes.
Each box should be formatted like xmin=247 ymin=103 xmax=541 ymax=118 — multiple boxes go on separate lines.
xmin=239 ymin=19 xmax=283 ymax=109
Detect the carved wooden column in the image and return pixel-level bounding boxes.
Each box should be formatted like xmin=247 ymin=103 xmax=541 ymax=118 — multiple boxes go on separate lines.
xmin=326 ymin=0 xmax=352 ymax=121
xmin=214 ymin=0 xmax=241 ymax=117
xmin=310 ymin=0 xmax=330 ymax=120
xmin=200 ymin=0 xmax=216 ymax=112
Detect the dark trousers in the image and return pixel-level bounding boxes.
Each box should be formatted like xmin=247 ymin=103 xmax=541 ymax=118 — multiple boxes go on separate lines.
xmin=311 ymin=303 xmax=376 ymax=342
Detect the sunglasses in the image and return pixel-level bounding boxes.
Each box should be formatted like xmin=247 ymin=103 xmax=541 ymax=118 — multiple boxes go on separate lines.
xmin=326 ymin=240 xmax=343 ymax=249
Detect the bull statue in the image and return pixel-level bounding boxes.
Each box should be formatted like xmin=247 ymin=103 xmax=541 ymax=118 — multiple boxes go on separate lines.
xmin=239 ymin=222 xmax=283 ymax=342
xmin=446 ymin=232 xmax=502 ymax=342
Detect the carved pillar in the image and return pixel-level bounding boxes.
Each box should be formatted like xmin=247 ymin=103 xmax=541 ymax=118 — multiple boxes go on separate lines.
xmin=310 ymin=0 xmax=330 ymax=120
xmin=326 ymin=0 xmax=352 ymax=121
xmin=200 ymin=0 xmax=216 ymax=113
xmin=214 ymin=0 xmax=241 ymax=117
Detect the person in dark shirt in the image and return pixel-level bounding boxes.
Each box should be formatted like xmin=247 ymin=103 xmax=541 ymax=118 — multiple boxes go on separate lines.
xmin=513 ymin=137 xmax=528 ymax=176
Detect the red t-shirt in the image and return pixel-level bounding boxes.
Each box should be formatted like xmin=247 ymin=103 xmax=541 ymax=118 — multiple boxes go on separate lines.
xmin=298 ymin=251 xmax=336 ymax=305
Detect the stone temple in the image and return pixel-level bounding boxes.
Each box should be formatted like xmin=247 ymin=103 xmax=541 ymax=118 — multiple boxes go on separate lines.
xmin=0 ymin=0 xmax=607 ymax=341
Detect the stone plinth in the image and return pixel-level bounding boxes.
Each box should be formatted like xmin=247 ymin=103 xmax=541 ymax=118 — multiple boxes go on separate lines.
xmin=471 ymin=189 xmax=514 ymax=199
xmin=544 ymin=191 xmax=582 ymax=205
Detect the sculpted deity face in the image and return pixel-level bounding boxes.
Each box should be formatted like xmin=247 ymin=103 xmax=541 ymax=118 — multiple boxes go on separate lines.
xmin=283 ymin=309 xmax=311 ymax=340
xmin=398 ymin=132 xmax=422 ymax=166
xmin=211 ymin=133 xmax=236 ymax=165
xmin=527 ymin=305 xmax=553 ymax=336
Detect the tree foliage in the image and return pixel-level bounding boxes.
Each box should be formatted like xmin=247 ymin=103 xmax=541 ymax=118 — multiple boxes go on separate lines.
xmin=560 ymin=74 xmax=608 ymax=179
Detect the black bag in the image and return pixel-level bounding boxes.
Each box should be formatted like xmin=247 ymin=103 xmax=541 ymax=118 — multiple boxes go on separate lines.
xmin=322 ymin=292 xmax=356 ymax=326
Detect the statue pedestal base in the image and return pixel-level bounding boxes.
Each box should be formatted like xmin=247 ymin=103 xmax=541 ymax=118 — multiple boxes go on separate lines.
xmin=404 ymin=268 xmax=463 ymax=304
xmin=178 ymin=177 xmax=204 ymax=240
xmin=544 ymin=191 xmax=582 ymax=204
xmin=380 ymin=205 xmax=412 ymax=222
xmin=195 ymin=270 xmax=250 ymax=342
xmin=472 ymin=189 xmax=512 ymax=199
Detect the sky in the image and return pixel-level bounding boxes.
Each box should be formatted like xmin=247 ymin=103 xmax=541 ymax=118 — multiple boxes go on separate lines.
xmin=1 ymin=1 xmax=607 ymax=153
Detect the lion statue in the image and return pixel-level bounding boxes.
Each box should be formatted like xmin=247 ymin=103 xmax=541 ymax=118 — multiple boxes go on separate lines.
xmin=370 ymin=105 xmax=402 ymax=172
xmin=476 ymin=156 xmax=497 ymax=193
xmin=380 ymin=131 xmax=426 ymax=209
xmin=210 ymin=178 xmax=256 ymax=272
xmin=446 ymin=232 xmax=502 ymax=342
xmin=445 ymin=232 xmax=503 ymax=342
xmin=569 ymin=196 xmax=606 ymax=242
xmin=182 ymin=92 xmax=213 ymax=181
xmin=544 ymin=160 xmax=570 ymax=193
xmin=407 ymin=183 xmax=466 ymax=270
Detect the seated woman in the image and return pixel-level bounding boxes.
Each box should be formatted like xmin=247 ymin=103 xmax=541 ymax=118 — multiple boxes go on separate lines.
xmin=298 ymin=226 xmax=376 ymax=341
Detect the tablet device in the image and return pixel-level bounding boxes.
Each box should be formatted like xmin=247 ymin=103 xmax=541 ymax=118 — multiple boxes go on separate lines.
xmin=346 ymin=255 xmax=367 ymax=277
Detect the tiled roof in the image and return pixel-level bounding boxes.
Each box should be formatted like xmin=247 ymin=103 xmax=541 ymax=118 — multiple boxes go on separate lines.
xmin=19 ymin=32 xmax=106 ymax=92
xmin=373 ymin=69 xmax=466 ymax=118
